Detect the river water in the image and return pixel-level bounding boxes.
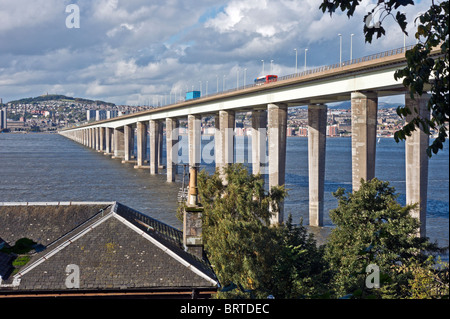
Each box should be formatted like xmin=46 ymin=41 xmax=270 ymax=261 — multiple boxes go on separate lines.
xmin=0 ymin=133 xmax=448 ymax=253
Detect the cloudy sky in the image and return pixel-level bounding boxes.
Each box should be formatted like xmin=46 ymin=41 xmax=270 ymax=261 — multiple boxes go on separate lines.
xmin=0 ymin=0 xmax=431 ymax=106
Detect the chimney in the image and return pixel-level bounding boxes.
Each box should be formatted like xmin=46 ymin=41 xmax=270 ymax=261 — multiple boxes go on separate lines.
xmin=183 ymin=166 xmax=203 ymax=259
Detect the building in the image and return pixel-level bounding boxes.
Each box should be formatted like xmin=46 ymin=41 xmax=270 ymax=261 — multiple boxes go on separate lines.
xmin=0 ymin=202 xmax=218 ymax=298
xmin=1 ymin=107 xmax=7 ymax=131
xmin=106 ymin=110 xmax=118 ymax=119
xmin=95 ymin=110 xmax=107 ymax=121
xmin=327 ymin=125 xmax=339 ymax=137
xmin=86 ymin=110 xmax=96 ymax=121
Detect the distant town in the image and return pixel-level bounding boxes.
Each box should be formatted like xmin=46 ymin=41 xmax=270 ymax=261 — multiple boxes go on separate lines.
xmin=0 ymin=94 xmax=425 ymax=138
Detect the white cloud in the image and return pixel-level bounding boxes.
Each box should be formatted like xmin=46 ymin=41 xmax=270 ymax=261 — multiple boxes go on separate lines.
xmin=0 ymin=0 xmax=433 ymax=105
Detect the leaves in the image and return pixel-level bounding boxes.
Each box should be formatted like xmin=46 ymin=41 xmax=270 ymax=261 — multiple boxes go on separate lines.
xmin=194 ymin=164 xmax=327 ymax=299
xmin=324 ymin=178 xmax=446 ymax=298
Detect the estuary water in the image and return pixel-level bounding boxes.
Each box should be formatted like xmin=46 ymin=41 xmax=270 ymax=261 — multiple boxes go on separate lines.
xmin=0 ymin=133 xmax=448 ymax=252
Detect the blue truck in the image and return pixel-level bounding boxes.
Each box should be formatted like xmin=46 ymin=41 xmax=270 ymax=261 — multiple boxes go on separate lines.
xmin=185 ymin=91 xmax=201 ymax=101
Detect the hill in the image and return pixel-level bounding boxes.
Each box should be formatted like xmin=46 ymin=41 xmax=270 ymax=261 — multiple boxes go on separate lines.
xmin=8 ymin=94 xmax=115 ymax=107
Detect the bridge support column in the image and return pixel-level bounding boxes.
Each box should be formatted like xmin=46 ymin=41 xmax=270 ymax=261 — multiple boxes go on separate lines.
xmin=113 ymin=127 xmax=124 ymax=158
xmin=308 ymin=104 xmax=327 ymax=227
xmin=105 ymin=128 xmax=113 ymax=154
xmin=268 ymin=103 xmax=287 ymax=225
xmin=158 ymin=122 xmax=164 ymax=169
xmin=405 ymin=93 xmax=430 ymax=238
xmin=99 ymin=127 xmax=105 ymax=152
xmin=351 ymin=91 xmax=378 ymax=191
xmin=87 ymin=128 xmax=91 ymax=148
xmin=188 ymin=115 xmax=202 ymax=169
xmin=136 ymin=121 xmax=147 ymax=168
xmin=166 ymin=118 xmax=179 ymax=182
xmin=92 ymin=128 xmax=96 ymax=149
xmin=95 ymin=127 xmax=100 ymax=151
xmin=149 ymin=120 xmax=160 ymax=175
xmin=91 ymin=128 xmax=96 ymax=149
xmin=251 ymin=110 xmax=267 ymax=175
xmin=215 ymin=110 xmax=235 ymax=183
xmin=124 ymin=124 xmax=133 ymax=162
xmin=82 ymin=129 xmax=87 ymax=146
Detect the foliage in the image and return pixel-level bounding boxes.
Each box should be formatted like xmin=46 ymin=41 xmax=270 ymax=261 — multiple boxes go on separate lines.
xmin=320 ymin=0 xmax=449 ymax=157
xmin=324 ymin=178 xmax=447 ymax=298
xmin=396 ymin=256 xmax=449 ymax=299
xmin=195 ymin=164 xmax=327 ymax=298
xmin=180 ymin=165 xmax=448 ymax=299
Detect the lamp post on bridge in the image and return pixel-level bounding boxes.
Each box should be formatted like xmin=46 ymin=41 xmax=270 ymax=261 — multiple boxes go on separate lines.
xmin=294 ymin=48 xmax=298 ymax=74
xmin=304 ymin=48 xmax=308 ymax=72
xmin=338 ymin=33 xmax=342 ymax=66
xmin=350 ymin=33 xmax=354 ymax=61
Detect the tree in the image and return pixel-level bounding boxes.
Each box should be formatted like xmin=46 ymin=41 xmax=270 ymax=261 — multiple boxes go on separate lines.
xmin=324 ymin=178 xmax=447 ymax=298
xmin=194 ymin=164 xmax=327 ymax=298
xmin=320 ymin=0 xmax=449 ymax=157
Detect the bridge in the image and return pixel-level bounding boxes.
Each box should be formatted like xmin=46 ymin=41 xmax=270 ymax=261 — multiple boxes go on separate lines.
xmin=60 ymin=45 xmax=442 ymax=237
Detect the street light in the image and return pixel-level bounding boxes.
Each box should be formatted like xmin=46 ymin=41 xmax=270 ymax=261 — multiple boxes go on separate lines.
xmin=261 ymin=60 xmax=265 ymax=75
xmin=294 ymin=48 xmax=298 ymax=74
xmin=244 ymin=68 xmax=247 ymax=87
xmin=338 ymin=33 xmax=342 ymax=66
xmin=270 ymin=60 xmax=274 ymax=74
xmin=304 ymin=48 xmax=308 ymax=72
xmin=350 ymin=34 xmax=354 ymax=61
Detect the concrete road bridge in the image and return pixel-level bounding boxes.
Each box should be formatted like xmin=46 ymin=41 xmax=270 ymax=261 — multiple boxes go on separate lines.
xmin=60 ymin=45 xmax=443 ymax=237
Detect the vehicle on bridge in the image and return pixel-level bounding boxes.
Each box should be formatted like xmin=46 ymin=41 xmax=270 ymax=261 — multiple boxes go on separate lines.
xmin=185 ymin=91 xmax=201 ymax=101
xmin=254 ymin=75 xmax=278 ymax=85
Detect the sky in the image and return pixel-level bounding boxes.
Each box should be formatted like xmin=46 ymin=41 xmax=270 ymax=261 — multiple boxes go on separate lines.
xmin=0 ymin=0 xmax=432 ymax=106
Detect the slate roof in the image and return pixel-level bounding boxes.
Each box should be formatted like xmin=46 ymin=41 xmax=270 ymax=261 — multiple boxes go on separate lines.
xmin=0 ymin=202 xmax=218 ymax=297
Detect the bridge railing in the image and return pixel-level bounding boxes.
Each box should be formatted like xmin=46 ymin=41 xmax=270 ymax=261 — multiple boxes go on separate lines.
xmin=194 ymin=45 xmax=415 ymax=101
xmin=66 ymin=45 xmax=416 ymax=130
xmin=277 ymin=45 xmax=415 ymax=82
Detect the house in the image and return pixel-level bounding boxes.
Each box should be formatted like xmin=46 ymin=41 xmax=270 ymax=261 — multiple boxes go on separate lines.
xmin=0 ymin=202 xmax=218 ymax=298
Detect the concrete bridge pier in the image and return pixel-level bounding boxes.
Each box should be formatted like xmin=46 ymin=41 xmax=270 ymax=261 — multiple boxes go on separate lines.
xmin=308 ymin=104 xmax=327 ymax=227
xmin=95 ymin=127 xmax=100 ymax=151
xmin=166 ymin=118 xmax=179 ymax=182
xmin=113 ymin=127 xmax=125 ymax=158
xmin=351 ymin=91 xmax=378 ymax=191
xmin=215 ymin=110 xmax=235 ymax=183
xmin=92 ymin=128 xmax=96 ymax=150
xmin=123 ymin=124 xmax=133 ymax=162
xmin=188 ymin=115 xmax=202 ymax=169
xmin=87 ymin=128 xmax=92 ymax=148
xmin=99 ymin=127 xmax=105 ymax=152
xmin=251 ymin=109 xmax=267 ymax=176
xmin=149 ymin=120 xmax=160 ymax=175
xmin=135 ymin=121 xmax=148 ymax=168
xmin=405 ymin=93 xmax=430 ymax=238
xmin=268 ymin=103 xmax=288 ymax=225
xmin=105 ymin=127 xmax=113 ymax=155
xmin=84 ymin=129 xmax=88 ymax=147
xmin=158 ymin=122 xmax=164 ymax=170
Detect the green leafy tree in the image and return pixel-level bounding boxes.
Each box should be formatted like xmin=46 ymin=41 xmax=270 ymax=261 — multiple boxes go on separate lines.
xmin=324 ymin=178 xmax=446 ymax=298
xmin=320 ymin=0 xmax=449 ymax=156
xmin=195 ymin=164 xmax=327 ymax=298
